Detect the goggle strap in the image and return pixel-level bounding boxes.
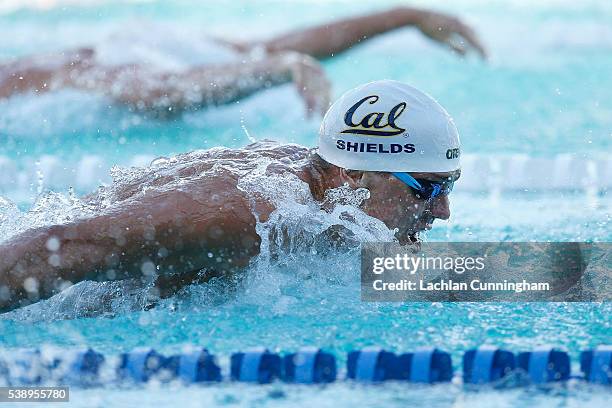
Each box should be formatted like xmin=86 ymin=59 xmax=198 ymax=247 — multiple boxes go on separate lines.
xmin=391 ymin=172 xmax=422 ymax=190
xmin=432 ymin=184 xmax=442 ymax=197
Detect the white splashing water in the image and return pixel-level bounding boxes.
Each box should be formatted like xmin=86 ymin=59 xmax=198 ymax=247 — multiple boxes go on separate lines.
xmin=1 ymin=142 xmax=398 ymax=321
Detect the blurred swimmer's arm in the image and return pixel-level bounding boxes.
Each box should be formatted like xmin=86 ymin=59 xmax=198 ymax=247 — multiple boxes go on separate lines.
xmin=0 ymin=47 xmax=94 ymax=99
xmin=261 ymin=6 xmax=486 ymax=59
xmin=0 ymin=182 xmax=262 ymax=312
xmin=184 ymin=51 xmax=331 ymax=116
xmin=63 ymin=51 xmax=330 ymax=117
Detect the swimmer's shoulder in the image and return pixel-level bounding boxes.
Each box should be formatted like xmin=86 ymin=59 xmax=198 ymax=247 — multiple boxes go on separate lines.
xmin=243 ymin=139 xmax=310 ymax=158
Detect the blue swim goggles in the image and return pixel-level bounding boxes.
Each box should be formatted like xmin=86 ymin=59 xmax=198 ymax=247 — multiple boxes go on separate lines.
xmin=392 ymin=172 xmax=454 ymax=200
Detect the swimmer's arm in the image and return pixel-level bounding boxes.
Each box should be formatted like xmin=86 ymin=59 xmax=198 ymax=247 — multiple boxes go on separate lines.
xmin=0 ymin=47 xmax=94 ymax=99
xmin=70 ymin=51 xmax=330 ymax=117
xmin=184 ymin=51 xmax=331 ymax=116
xmin=0 ymin=188 xmax=261 ymax=312
xmin=261 ymin=7 xmax=486 ymax=59
xmin=0 ymin=47 xmax=332 ymax=114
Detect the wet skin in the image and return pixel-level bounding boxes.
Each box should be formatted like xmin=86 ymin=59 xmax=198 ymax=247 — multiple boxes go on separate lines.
xmin=0 ymin=144 xmax=458 ymax=311
xmin=0 ymin=7 xmax=486 ymax=115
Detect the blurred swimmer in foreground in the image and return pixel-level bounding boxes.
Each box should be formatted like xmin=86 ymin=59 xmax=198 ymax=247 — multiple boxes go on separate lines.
xmin=0 ymin=7 xmax=485 ymax=116
xmin=1 ymin=81 xmax=463 ymax=312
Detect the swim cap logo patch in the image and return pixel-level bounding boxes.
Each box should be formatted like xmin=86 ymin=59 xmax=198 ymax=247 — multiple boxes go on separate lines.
xmin=446 ymin=148 xmax=460 ymax=159
xmin=341 ymin=95 xmax=407 ymax=137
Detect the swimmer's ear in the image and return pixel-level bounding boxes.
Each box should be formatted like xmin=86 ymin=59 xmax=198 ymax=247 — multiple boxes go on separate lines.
xmin=339 ymin=169 xmax=365 ymax=188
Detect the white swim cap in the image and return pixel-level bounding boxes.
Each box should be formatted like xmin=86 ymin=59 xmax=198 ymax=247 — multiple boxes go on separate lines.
xmin=318 ymin=80 xmax=461 ymax=173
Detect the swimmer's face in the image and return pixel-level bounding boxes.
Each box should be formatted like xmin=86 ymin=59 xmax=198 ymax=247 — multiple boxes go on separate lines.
xmin=342 ymin=170 xmax=460 ymax=244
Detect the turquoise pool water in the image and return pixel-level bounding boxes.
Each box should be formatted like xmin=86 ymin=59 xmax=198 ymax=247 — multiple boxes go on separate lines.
xmin=0 ymin=0 xmax=610 ymax=406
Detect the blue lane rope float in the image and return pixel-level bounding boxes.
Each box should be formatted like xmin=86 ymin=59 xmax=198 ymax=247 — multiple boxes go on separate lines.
xmin=517 ymin=347 xmax=570 ymax=383
xmin=63 ymin=349 xmax=105 ymax=386
xmin=282 ymin=347 xmax=336 ymax=384
xmin=347 ymin=347 xmax=398 ymax=381
xmin=581 ymin=346 xmax=612 ymax=385
xmin=463 ymin=345 xmax=516 ymax=384
xmin=397 ymin=347 xmax=453 ymax=383
xmin=0 ymin=357 xmax=7 ymax=384
xmin=11 ymin=349 xmax=44 ymax=385
xmin=1 ymin=345 xmax=611 ymax=386
xmin=118 ymin=348 xmax=166 ymax=383
xmin=230 ymin=348 xmax=282 ymax=383
xmin=166 ymin=348 xmax=221 ymax=383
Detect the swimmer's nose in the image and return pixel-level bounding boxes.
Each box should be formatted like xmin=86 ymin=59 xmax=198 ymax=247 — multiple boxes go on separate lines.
xmin=429 ymin=195 xmax=451 ymax=220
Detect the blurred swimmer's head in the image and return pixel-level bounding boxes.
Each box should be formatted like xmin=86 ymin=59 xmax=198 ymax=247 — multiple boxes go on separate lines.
xmin=316 ymin=80 xmax=461 ymax=243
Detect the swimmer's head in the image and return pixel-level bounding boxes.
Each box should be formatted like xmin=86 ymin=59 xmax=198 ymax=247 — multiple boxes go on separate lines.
xmin=316 ymin=80 xmax=461 ymax=243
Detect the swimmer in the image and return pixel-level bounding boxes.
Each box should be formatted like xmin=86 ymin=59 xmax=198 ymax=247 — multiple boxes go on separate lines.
xmin=0 ymin=80 xmax=460 ymax=312
xmin=0 ymin=7 xmax=486 ymax=116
